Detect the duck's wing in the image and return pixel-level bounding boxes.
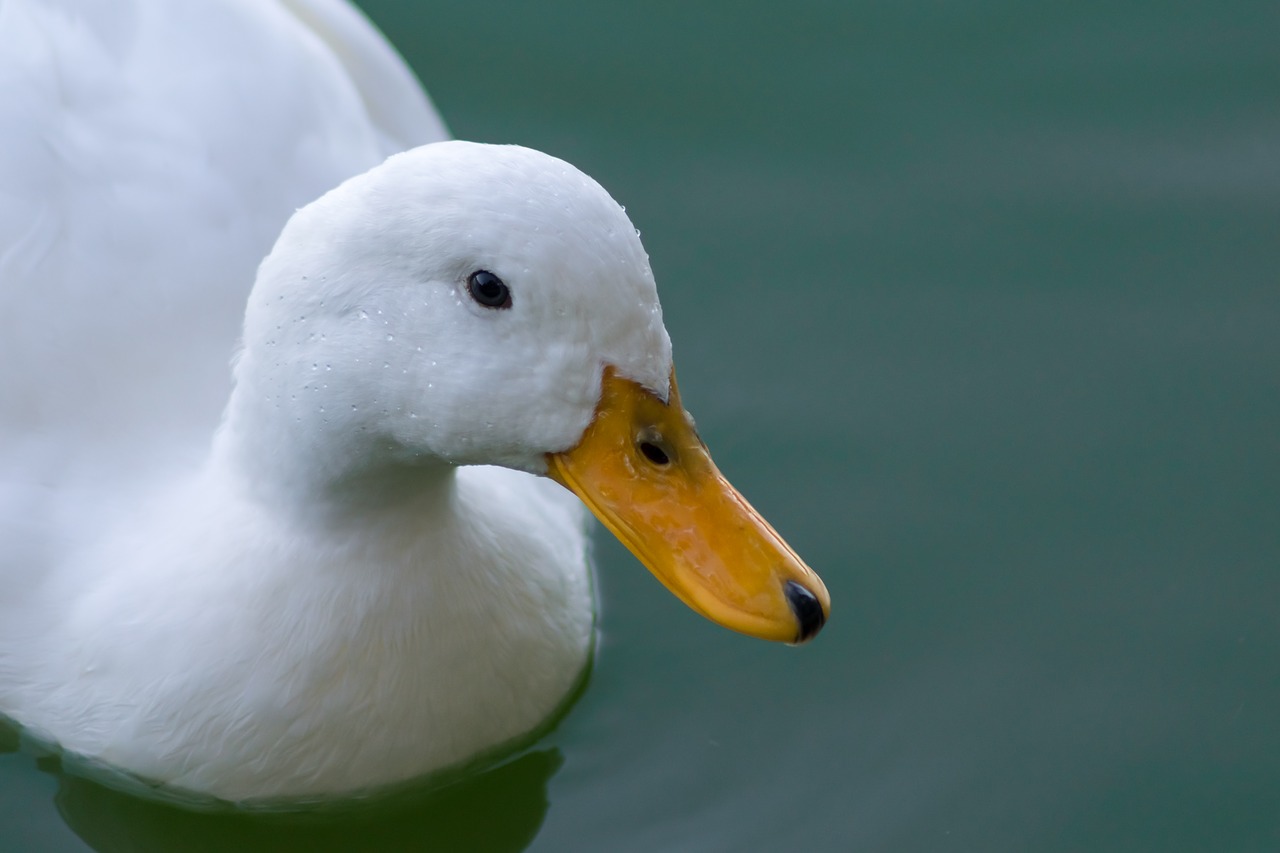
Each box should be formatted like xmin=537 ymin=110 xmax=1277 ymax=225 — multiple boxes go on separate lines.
xmin=279 ymin=0 xmax=450 ymax=152
xmin=0 ymin=0 xmax=445 ymax=454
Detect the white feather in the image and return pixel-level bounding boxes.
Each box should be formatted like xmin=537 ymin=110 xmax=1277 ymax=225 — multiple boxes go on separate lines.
xmin=0 ymin=0 xmax=668 ymax=802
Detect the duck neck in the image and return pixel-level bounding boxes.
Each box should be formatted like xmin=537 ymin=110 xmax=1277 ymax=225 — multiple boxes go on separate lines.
xmin=212 ymin=372 xmax=457 ymax=529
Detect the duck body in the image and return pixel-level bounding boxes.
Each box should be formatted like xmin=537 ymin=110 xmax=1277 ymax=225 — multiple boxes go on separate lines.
xmin=1 ymin=0 xmax=830 ymax=806
xmin=0 ymin=0 xmax=598 ymax=801
xmin=6 ymin=461 xmax=593 ymax=801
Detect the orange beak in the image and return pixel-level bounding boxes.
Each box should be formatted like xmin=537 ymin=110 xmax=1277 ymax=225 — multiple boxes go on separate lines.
xmin=546 ymin=366 xmax=829 ymax=643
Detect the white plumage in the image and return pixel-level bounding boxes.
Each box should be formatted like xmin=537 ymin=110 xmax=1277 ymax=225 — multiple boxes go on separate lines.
xmin=0 ymin=0 xmax=671 ymax=801
xmin=1 ymin=0 xmax=831 ymax=806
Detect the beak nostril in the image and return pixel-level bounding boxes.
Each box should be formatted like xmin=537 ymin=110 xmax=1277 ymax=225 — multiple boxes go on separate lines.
xmin=638 ymin=440 xmax=671 ymax=466
xmin=784 ymin=580 xmax=826 ymax=644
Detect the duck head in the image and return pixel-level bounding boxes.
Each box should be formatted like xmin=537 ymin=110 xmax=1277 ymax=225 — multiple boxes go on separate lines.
xmin=231 ymin=141 xmax=829 ymax=644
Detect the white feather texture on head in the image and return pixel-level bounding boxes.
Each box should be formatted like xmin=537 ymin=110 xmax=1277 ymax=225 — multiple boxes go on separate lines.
xmin=219 ymin=141 xmax=672 ymax=504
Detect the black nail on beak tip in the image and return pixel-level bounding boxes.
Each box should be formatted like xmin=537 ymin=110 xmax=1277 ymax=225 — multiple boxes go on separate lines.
xmin=784 ymin=580 xmax=826 ymax=644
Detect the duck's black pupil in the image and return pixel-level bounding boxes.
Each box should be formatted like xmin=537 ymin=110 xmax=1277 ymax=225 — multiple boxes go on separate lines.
xmin=639 ymin=441 xmax=670 ymax=465
xmin=468 ymin=270 xmax=510 ymax=308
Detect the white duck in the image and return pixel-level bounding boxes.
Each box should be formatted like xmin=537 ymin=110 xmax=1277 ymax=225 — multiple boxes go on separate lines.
xmin=0 ymin=0 xmax=829 ymax=803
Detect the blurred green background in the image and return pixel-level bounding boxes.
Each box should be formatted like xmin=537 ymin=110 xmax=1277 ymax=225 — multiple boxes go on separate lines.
xmin=3 ymin=1 xmax=1277 ymax=850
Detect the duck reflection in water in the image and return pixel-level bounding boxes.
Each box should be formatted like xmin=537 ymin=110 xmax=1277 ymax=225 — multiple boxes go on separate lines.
xmin=48 ymin=744 xmax=561 ymax=853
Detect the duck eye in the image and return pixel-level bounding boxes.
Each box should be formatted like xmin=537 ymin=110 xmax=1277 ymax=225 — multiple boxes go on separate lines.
xmin=466 ymin=270 xmax=511 ymax=309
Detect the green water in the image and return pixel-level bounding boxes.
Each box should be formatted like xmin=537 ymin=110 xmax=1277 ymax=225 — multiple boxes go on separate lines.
xmin=4 ymin=1 xmax=1277 ymax=850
